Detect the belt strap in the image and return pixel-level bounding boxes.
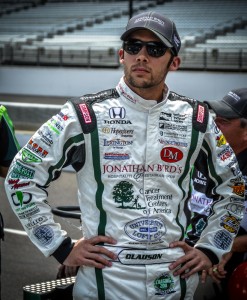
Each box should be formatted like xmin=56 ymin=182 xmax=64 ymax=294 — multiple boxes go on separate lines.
xmin=104 ymin=246 xmax=184 ymax=265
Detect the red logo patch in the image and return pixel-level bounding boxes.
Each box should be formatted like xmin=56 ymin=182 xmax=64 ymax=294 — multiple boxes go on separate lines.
xmin=79 ymin=104 xmax=91 ymax=124
xmin=197 ymin=104 xmax=205 ymax=123
xmin=160 ymin=147 xmax=183 ymax=163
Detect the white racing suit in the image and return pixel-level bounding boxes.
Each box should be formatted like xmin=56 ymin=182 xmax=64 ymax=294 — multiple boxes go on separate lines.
xmin=5 ymin=77 xmax=245 ymax=299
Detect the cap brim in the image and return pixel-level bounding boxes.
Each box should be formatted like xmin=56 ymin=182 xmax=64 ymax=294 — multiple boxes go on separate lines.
xmin=205 ymin=100 xmax=240 ymax=118
xmin=120 ymin=27 xmax=173 ymax=49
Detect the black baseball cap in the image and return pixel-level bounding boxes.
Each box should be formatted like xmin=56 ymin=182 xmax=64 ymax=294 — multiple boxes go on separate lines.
xmin=205 ymin=88 xmax=247 ymax=119
xmin=120 ymin=11 xmax=181 ymax=56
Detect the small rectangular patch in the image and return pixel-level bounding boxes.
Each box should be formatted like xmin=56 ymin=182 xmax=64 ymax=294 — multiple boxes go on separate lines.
xmin=79 ymin=103 xmax=92 ymax=124
xmin=197 ymin=104 xmax=205 ymax=123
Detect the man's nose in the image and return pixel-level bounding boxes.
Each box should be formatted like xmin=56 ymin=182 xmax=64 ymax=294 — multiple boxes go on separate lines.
xmin=136 ymin=46 xmax=149 ymax=62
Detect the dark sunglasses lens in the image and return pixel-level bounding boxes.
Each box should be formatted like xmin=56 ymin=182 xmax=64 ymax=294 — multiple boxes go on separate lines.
xmin=124 ymin=41 xmax=167 ymax=57
xmin=124 ymin=41 xmax=142 ymax=55
xmin=146 ymin=43 xmax=167 ymax=57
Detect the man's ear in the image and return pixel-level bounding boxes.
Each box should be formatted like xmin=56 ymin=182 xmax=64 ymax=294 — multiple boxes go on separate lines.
xmin=119 ymin=49 xmax=124 ymax=64
xmin=169 ymin=56 xmax=181 ymax=71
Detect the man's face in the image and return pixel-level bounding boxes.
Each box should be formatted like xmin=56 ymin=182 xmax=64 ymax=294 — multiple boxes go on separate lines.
xmin=215 ymin=117 xmax=246 ymax=150
xmin=119 ymin=29 xmax=178 ymax=95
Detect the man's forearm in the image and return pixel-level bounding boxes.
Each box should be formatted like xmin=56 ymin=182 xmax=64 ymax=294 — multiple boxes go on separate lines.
xmin=231 ymin=235 xmax=247 ymax=253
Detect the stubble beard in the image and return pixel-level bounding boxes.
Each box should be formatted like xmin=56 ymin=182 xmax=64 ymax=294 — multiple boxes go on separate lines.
xmin=124 ymin=65 xmax=167 ymax=90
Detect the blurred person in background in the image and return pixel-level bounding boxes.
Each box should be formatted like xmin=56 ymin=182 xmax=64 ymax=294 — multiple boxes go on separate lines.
xmin=0 ymin=104 xmax=20 ymax=179
xmin=4 ymin=12 xmax=245 ymax=300
xmin=185 ymin=88 xmax=247 ymax=297
xmin=0 ymin=104 xmax=20 ymax=238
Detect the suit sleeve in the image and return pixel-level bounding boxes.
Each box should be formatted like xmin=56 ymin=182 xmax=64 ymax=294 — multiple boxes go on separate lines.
xmin=4 ymin=101 xmax=85 ymax=258
xmin=192 ymin=114 xmax=245 ymax=261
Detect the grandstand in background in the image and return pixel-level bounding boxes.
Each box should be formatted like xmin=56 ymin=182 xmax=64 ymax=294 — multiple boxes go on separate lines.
xmin=0 ymin=0 xmax=246 ymax=71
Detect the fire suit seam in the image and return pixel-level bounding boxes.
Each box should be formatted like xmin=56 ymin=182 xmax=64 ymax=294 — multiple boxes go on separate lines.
xmin=95 ymin=268 xmax=105 ymax=300
xmin=202 ymin=140 xmax=223 ymax=187
xmin=90 ymin=127 xmax=106 ymax=299
xmin=179 ymin=275 xmax=186 ymax=299
xmin=177 ymin=127 xmax=200 ymax=240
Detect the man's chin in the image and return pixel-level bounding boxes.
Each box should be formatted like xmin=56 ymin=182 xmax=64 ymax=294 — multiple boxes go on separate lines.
xmin=129 ymin=78 xmax=151 ymax=89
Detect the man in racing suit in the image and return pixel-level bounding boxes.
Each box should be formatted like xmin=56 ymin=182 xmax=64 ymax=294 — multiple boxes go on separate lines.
xmin=185 ymin=88 xmax=247 ymax=297
xmin=4 ymin=12 xmax=245 ymax=300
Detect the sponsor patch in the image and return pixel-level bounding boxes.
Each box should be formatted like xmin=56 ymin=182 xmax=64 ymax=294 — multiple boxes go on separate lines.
xmin=230 ymin=182 xmax=245 ymax=197
xmin=58 ymin=111 xmax=69 ymax=121
xmin=33 ymin=225 xmax=54 ymax=246
xmin=38 ymin=128 xmax=53 ymax=147
xmin=190 ymin=190 xmax=213 ymax=216
xmin=25 ymin=216 xmax=48 ymax=230
xmin=197 ymin=104 xmax=205 ymax=123
xmin=118 ymin=83 xmax=136 ymax=104
xmin=195 ymin=218 xmax=206 ymax=236
xmin=159 ymin=123 xmax=187 ymax=132
xmin=47 ymin=117 xmax=64 ymax=135
xmin=8 ymin=179 xmax=30 ymax=190
xmin=104 ymin=152 xmax=130 ymax=160
xmin=220 ymin=213 xmax=240 ymax=234
xmin=160 ymin=147 xmax=183 ymax=163
xmin=103 ymin=139 xmax=133 ymax=148
xmin=15 ymin=202 xmax=36 ymax=213
xmin=158 ymin=138 xmax=188 ymax=147
xmin=159 ymin=112 xmax=188 ymax=123
xmin=102 ymin=127 xmax=134 ymax=137
xmin=224 ymin=201 xmax=244 ymax=217
xmin=103 ymin=164 xmax=183 ymax=177
xmin=18 ymin=206 xmax=40 ymax=219
xmin=218 ymin=146 xmax=234 ymax=162
xmin=154 ymin=273 xmax=175 ymax=295
xmin=11 ymin=191 xmax=32 ymax=207
xmin=10 ymin=161 xmax=35 ymax=179
xmin=112 ymin=181 xmax=146 ymax=210
xmin=214 ymin=230 xmax=232 ymax=250
xmin=124 ymin=216 xmax=166 ymax=242
xmin=109 ymin=107 xmax=126 ymax=119
xmin=216 ymin=135 xmax=227 ymax=147
xmin=79 ymin=103 xmax=92 ymax=124
xmin=22 ymin=148 xmax=42 ymax=163
xmin=26 ymin=139 xmax=48 ymax=158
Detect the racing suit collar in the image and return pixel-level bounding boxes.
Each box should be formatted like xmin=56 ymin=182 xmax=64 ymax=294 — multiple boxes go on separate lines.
xmin=117 ymin=77 xmax=169 ymax=109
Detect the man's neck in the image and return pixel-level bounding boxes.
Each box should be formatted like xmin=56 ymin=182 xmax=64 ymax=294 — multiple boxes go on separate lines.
xmin=125 ymin=80 xmax=168 ymax=102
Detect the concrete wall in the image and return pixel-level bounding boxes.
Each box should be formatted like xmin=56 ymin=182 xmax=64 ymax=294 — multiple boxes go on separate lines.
xmin=1 ymin=66 xmax=247 ymax=100
xmin=1 ymin=66 xmax=247 ymax=130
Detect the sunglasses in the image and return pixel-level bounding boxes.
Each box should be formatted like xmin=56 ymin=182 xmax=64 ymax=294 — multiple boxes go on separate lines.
xmin=123 ymin=39 xmax=169 ymax=58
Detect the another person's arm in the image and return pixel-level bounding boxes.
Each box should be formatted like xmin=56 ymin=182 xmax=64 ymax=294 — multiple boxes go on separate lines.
xmin=207 ymin=233 xmax=247 ymax=283
xmin=0 ymin=105 xmax=20 ymax=178
xmin=169 ymin=112 xmax=245 ymax=277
